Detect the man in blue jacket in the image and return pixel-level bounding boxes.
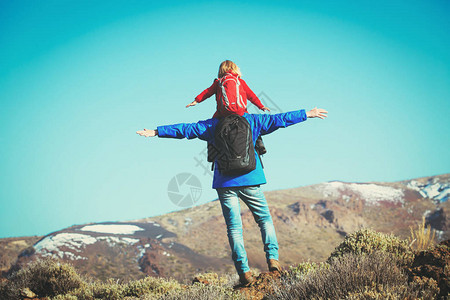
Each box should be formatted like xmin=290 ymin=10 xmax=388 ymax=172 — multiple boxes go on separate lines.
xmin=137 ymin=107 xmax=327 ymax=286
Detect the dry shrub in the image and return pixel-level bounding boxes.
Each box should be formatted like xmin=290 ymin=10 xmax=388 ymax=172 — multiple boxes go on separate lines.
xmin=0 ymin=257 xmax=242 ymax=299
xmin=160 ymin=283 xmax=245 ymax=300
xmin=409 ymin=216 xmax=436 ymax=251
xmin=329 ymin=228 xmax=414 ymax=265
xmin=57 ymin=276 xmax=182 ymax=299
xmin=0 ymin=258 xmax=83 ymax=299
xmin=344 ymin=282 xmax=431 ymax=300
xmin=123 ymin=276 xmax=182 ymax=298
xmin=268 ymin=252 xmax=438 ymax=300
xmin=192 ymin=271 xmax=240 ymax=288
xmin=193 ymin=272 xmax=226 ymax=285
xmin=156 ymin=272 xmax=242 ymax=300
xmin=52 ymin=295 xmax=79 ymax=300
xmin=0 ymin=258 xmax=185 ymax=299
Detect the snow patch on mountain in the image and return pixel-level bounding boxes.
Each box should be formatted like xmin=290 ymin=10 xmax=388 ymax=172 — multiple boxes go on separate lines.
xmin=96 ymin=236 xmax=139 ymax=247
xmin=407 ymin=178 xmax=449 ymax=203
xmin=137 ymin=243 xmax=152 ymax=259
xmin=80 ymin=224 xmax=144 ymax=235
xmin=34 ymin=233 xmax=141 ymax=260
xmin=320 ymin=181 xmax=404 ymax=205
xmin=34 ymin=233 xmax=97 ymax=260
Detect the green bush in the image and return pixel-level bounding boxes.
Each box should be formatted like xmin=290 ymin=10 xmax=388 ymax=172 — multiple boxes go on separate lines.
xmin=0 ymin=258 xmax=83 ymax=299
xmin=328 ymin=228 xmax=414 ymax=265
xmin=90 ymin=279 xmax=125 ymax=300
xmin=288 ymin=261 xmax=329 ymax=279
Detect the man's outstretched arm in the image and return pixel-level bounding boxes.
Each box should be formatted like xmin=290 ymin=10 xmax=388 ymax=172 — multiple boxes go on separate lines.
xmin=257 ymin=107 xmax=328 ymax=135
xmin=136 ymin=119 xmax=215 ymax=140
xmin=136 ymin=108 xmax=327 ymax=139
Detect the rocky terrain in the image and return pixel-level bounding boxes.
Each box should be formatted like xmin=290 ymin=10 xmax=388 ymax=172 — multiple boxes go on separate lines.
xmin=1 ymin=174 xmax=448 ymax=282
xmin=0 ymin=236 xmax=40 ymax=276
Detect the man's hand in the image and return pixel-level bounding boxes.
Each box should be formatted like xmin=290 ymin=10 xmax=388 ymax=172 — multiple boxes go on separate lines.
xmin=261 ymin=106 xmax=271 ymax=112
xmin=186 ymin=100 xmax=198 ymax=108
xmin=136 ymin=129 xmax=158 ymax=137
xmin=306 ymin=107 xmax=328 ymax=119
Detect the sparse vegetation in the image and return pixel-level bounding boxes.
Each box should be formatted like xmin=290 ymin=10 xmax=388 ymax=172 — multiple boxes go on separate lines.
xmin=0 ymin=229 xmax=447 ymax=300
xmin=0 ymin=259 xmax=243 ymax=299
xmin=192 ymin=272 xmax=232 ymax=286
xmin=409 ymin=216 xmax=436 ymax=251
xmin=269 ymin=252 xmax=438 ymax=300
xmin=51 ymin=276 xmax=184 ymax=299
xmin=123 ymin=276 xmax=183 ymax=297
xmin=0 ymin=258 xmax=83 ymax=299
xmin=329 ymin=228 xmax=414 ymax=265
xmin=161 ymin=283 xmax=245 ymax=300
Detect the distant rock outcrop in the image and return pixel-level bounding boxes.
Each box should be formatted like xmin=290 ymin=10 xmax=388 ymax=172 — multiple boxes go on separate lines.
xmin=426 ymin=208 xmax=447 ymax=232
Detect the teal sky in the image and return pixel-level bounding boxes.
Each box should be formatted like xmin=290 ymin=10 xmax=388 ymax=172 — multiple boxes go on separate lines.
xmin=1 ymin=0 xmax=449 ymax=238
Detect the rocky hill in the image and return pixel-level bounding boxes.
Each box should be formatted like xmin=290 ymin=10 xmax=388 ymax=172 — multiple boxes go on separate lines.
xmin=1 ymin=174 xmax=448 ymax=282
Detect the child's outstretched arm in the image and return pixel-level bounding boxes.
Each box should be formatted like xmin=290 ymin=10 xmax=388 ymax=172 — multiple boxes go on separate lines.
xmin=186 ymin=79 xmax=218 ymax=108
xmin=240 ymin=79 xmax=270 ymax=112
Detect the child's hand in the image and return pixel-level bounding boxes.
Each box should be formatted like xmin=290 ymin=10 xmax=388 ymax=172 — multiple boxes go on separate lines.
xmin=186 ymin=100 xmax=198 ymax=108
xmin=306 ymin=107 xmax=328 ymax=119
xmin=136 ymin=129 xmax=158 ymax=137
xmin=261 ymin=106 xmax=271 ymax=112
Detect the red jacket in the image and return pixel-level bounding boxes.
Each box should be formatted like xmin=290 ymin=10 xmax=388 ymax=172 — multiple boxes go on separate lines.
xmin=195 ymin=72 xmax=264 ymax=118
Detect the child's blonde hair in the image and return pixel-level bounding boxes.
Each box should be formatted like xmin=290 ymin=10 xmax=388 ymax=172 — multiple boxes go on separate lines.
xmin=218 ymin=60 xmax=242 ymax=78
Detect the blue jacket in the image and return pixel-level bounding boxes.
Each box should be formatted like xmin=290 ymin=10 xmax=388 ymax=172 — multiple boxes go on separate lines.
xmin=157 ymin=109 xmax=307 ymax=189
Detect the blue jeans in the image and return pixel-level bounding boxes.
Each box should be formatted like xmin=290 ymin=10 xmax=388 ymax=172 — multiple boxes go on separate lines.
xmin=216 ymin=185 xmax=279 ymax=274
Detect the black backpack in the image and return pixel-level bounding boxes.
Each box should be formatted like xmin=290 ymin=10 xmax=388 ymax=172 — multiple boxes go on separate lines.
xmin=208 ymin=114 xmax=256 ymax=175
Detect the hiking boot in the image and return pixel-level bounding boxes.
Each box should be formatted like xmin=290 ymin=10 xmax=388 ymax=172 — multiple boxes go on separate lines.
xmin=268 ymin=259 xmax=282 ymax=272
xmin=239 ymin=271 xmax=254 ymax=286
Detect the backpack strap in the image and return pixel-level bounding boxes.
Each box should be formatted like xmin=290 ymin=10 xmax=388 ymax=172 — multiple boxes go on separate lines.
xmin=218 ymin=79 xmax=230 ymax=107
xmin=236 ymin=78 xmax=243 ymax=108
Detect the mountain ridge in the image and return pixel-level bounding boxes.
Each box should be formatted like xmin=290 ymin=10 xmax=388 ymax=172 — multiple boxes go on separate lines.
xmin=1 ymin=173 xmax=448 ymax=282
